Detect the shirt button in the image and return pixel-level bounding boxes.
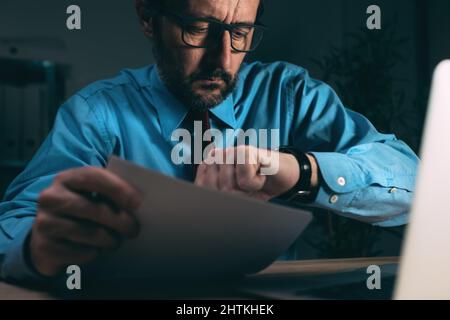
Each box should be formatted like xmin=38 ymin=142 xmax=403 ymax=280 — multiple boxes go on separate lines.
xmin=337 ymin=177 xmax=346 ymax=187
xmin=329 ymin=195 xmax=339 ymax=204
xmin=389 ymin=188 xmax=398 ymax=194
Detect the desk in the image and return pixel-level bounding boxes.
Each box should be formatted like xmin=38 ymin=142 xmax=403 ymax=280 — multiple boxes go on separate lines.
xmin=0 ymin=257 xmax=398 ymax=300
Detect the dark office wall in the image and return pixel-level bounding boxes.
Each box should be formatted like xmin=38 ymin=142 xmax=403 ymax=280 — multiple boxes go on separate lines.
xmin=0 ymin=0 xmax=351 ymax=97
xmin=252 ymin=0 xmax=347 ymax=77
xmin=255 ymin=0 xmax=448 ymax=78
xmin=1 ymin=1 xmax=449 ymax=97
xmin=428 ymin=1 xmax=450 ymax=72
xmin=0 ymin=0 xmax=154 ymax=97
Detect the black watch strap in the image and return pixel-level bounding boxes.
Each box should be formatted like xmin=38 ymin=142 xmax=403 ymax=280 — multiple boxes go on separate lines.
xmin=277 ymin=147 xmax=317 ymax=203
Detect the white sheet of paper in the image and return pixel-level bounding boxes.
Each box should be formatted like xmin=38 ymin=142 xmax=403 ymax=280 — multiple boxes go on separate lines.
xmin=88 ymin=156 xmax=312 ymax=280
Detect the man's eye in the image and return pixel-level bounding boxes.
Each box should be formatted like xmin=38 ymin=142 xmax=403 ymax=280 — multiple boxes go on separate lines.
xmin=232 ymin=28 xmax=250 ymax=39
xmin=185 ymin=25 xmax=208 ymax=35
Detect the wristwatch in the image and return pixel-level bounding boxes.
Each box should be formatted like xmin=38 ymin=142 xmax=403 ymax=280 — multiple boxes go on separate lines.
xmin=277 ymin=146 xmax=319 ymax=203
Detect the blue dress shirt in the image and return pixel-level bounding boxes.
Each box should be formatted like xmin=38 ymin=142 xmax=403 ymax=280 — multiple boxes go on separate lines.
xmin=0 ymin=61 xmax=419 ymax=282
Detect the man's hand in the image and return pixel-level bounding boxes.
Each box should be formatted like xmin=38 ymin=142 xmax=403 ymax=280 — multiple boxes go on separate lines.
xmin=194 ymin=146 xmax=318 ymax=201
xmin=29 ymin=167 xmax=143 ymax=277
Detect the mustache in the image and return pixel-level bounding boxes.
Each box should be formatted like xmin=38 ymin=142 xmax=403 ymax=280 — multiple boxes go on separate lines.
xmin=189 ymin=69 xmax=233 ymax=84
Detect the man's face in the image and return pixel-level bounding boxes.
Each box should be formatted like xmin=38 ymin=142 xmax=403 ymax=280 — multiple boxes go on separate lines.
xmin=148 ymin=0 xmax=260 ymax=111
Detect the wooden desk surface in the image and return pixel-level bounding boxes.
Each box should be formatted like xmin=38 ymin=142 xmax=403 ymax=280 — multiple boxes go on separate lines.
xmin=0 ymin=257 xmax=398 ymax=300
xmin=257 ymin=256 xmax=398 ymax=277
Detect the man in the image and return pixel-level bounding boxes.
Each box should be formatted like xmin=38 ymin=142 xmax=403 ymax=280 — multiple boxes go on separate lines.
xmin=0 ymin=0 xmax=418 ymax=283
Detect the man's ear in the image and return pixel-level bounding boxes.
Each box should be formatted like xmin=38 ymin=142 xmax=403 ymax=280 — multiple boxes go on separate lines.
xmin=142 ymin=18 xmax=155 ymax=38
xmin=134 ymin=0 xmax=155 ymax=38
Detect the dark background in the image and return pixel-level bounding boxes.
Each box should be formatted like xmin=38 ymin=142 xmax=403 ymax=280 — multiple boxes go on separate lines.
xmin=1 ymin=0 xmax=449 ymax=259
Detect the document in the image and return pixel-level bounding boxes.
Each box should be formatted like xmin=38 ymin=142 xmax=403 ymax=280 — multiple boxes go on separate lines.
xmin=88 ymin=156 xmax=312 ymax=281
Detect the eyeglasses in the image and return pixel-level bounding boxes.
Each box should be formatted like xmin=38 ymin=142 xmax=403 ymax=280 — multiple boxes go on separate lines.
xmin=149 ymin=6 xmax=267 ymax=53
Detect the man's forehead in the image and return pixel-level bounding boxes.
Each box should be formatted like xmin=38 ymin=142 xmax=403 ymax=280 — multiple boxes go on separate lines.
xmin=174 ymin=0 xmax=260 ymax=23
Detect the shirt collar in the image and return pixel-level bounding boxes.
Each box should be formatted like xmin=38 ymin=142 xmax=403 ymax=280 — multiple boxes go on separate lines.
xmin=149 ymin=65 xmax=237 ymax=139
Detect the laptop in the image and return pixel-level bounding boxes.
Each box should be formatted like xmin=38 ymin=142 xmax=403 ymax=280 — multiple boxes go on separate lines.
xmin=394 ymin=60 xmax=450 ymax=299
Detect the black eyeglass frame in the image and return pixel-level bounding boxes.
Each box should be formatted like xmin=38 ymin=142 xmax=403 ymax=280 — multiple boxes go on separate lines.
xmin=147 ymin=6 xmax=268 ymax=53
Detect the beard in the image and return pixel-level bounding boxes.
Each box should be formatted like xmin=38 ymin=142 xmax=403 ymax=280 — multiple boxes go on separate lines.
xmin=152 ymin=34 xmax=238 ymax=112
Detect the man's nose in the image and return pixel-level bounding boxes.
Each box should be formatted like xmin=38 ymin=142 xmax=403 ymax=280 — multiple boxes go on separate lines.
xmin=208 ymin=31 xmax=232 ymax=71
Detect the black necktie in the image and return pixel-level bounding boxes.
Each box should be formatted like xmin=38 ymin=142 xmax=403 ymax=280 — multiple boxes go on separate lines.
xmin=189 ymin=110 xmax=211 ymax=179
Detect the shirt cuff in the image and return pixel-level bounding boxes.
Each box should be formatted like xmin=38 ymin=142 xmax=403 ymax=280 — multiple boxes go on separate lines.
xmin=309 ymin=152 xmax=368 ymax=212
xmin=1 ymin=220 xmax=49 ymax=285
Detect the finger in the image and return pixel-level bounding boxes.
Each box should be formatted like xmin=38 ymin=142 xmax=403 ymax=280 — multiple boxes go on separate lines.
xmin=36 ymin=212 xmax=122 ymax=250
xmin=196 ymin=146 xmax=219 ymax=188
xmin=195 ymin=162 xmax=219 ymax=189
xmin=236 ymin=163 xmax=266 ymax=192
xmin=234 ymin=145 xmax=258 ymax=166
xmin=218 ymin=149 xmax=237 ymax=192
xmin=257 ymin=149 xmax=280 ymax=176
xmin=32 ymin=233 xmax=98 ymax=271
xmin=218 ymin=163 xmax=236 ymax=192
xmin=218 ymin=164 xmax=248 ymax=197
xmin=39 ymin=186 xmax=140 ymax=238
xmin=54 ymin=167 xmax=142 ymax=213
xmin=194 ymin=163 xmax=208 ymax=186
xmin=203 ymin=144 xmax=217 ymax=165
xmin=202 ymin=163 xmax=220 ymax=189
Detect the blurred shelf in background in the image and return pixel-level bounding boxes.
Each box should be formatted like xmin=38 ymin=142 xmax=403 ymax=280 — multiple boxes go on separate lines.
xmin=0 ymin=57 xmax=67 ymax=167
xmin=0 ymin=57 xmax=67 ymax=197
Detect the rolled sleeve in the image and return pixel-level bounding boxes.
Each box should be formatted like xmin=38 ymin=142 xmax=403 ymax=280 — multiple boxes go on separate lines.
xmin=0 ymin=217 xmax=45 ymax=283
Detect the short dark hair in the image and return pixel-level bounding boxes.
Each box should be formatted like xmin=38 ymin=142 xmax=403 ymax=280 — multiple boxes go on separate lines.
xmin=136 ymin=0 xmax=265 ymax=24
